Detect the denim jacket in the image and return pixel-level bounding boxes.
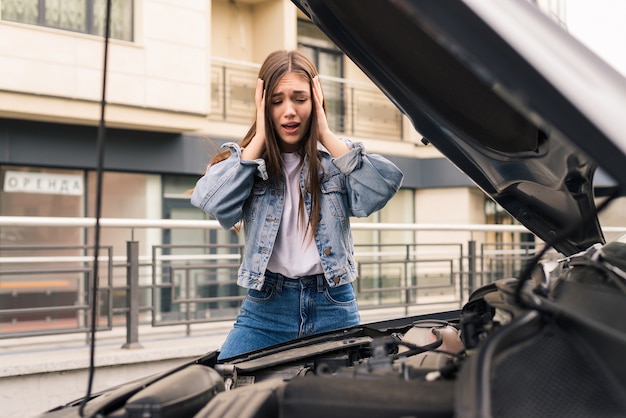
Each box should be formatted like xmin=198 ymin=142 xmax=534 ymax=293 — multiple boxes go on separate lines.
xmin=191 ymin=140 xmax=404 ymax=290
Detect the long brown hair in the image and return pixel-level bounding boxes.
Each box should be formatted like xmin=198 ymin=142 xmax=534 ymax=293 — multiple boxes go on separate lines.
xmin=212 ymin=50 xmax=325 ymax=239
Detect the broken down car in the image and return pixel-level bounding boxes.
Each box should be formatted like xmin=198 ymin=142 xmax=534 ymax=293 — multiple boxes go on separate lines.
xmin=40 ymin=1 xmax=626 ymax=417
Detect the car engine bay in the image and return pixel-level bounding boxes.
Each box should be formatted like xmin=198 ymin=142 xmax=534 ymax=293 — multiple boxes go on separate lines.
xmin=51 ymin=239 xmax=626 ymax=418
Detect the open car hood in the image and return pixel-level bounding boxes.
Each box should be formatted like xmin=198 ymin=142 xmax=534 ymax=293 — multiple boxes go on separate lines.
xmin=293 ymin=0 xmax=626 ymax=256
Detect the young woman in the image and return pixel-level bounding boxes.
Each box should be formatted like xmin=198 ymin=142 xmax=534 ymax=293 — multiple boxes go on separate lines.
xmin=191 ymin=50 xmax=403 ymax=359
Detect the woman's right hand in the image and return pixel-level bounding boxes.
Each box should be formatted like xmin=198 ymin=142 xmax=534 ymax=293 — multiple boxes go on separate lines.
xmin=241 ymin=78 xmax=266 ymax=160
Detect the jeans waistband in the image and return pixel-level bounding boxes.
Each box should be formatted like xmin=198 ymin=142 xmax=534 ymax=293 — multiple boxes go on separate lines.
xmin=264 ymin=270 xmax=325 ymax=293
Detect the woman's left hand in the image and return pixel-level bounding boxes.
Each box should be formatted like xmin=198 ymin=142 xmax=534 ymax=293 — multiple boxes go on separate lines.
xmin=312 ymin=76 xmax=349 ymax=157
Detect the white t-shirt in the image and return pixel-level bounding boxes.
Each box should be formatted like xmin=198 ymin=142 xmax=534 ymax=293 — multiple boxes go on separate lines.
xmin=266 ymin=152 xmax=323 ymax=278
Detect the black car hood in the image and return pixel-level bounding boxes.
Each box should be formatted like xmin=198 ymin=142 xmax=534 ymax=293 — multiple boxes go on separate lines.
xmin=293 ymin=0 xmax=626 ymax=256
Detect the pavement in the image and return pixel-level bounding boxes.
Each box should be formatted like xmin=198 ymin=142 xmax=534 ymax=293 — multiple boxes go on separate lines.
xmin=0 ymin=321 xmax=232 ymax=379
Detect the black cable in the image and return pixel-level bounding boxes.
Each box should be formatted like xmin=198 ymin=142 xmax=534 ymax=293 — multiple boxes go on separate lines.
xmin=393 ymin=328 xmax=444 ymax=358
xmin=79 ymin=1 xmax=112 ymax=416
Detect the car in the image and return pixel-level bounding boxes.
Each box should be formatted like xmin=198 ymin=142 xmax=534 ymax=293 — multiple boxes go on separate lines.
xmin=39 ymin=1 xmax=626 ymax=417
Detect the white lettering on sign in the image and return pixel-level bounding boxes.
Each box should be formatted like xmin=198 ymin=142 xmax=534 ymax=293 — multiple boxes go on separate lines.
xmin=3 ymin=171 xmax=84 ymax=196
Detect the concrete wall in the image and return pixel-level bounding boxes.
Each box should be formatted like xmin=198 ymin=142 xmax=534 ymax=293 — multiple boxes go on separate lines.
xmin=415 ymin=188 xmax=487 ymax=245
xmin=0 ymin=0 xmax=210 ymax=131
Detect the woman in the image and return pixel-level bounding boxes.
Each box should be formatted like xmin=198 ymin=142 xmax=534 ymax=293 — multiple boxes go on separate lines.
xmin=191 ymin=50 xmax=403 ymax=359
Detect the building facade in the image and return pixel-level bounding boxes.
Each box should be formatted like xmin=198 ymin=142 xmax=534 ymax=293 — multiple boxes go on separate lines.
xmin=1 ymin=0 xmax=623 ymax=256
xmin=0 ymin=0 xmax=485 ymax=254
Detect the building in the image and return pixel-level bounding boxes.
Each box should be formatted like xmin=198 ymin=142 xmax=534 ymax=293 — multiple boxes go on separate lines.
xmin=1 ymin=0 xmax=624 ymax=316
xmin=0 ymin=0 xmax=487 ymax=251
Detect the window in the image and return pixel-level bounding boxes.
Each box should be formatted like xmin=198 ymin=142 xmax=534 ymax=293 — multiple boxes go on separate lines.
xmin=0 ymin=166 xmax=85 ymax=246
xmin=1 ymin=0 xmax=133 ymax=41
xmin=297 ymin=19 xmax=403 ymax=140
xmin=298 ymin=19 xmax=345 ymax=133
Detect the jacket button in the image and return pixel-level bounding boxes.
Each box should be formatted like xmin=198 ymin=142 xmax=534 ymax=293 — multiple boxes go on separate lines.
xmin=323 ymin=247 xmax=332 ymax=255
xmin=333 ymin=276 xmax=340 ymax=284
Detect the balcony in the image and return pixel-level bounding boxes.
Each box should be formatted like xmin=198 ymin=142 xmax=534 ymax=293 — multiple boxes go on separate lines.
xmin=209 ymin=58 xmax=404 ymax=140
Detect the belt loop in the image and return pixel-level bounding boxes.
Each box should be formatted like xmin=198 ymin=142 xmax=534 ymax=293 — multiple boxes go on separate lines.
xmin=316 ymin=274 xmax=324 ymax=293
xmin=276 ymin=273 xmax=284 ymax=292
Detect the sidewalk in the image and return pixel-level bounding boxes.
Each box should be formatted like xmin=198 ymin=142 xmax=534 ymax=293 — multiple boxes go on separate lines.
xmin=0 ymin=320 xmax=232 ymax=378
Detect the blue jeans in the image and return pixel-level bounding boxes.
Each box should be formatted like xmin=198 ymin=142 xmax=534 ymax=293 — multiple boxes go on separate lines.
xmin=218 ymin=271 xmax=360 ymax=359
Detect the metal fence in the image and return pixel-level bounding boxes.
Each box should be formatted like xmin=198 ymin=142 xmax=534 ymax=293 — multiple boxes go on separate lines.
xmin=2 ymin=217 xmax=624 ymax=346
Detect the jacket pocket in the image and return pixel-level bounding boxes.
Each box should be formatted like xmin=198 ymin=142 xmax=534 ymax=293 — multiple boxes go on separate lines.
xmin=320 ymin=174 xmax=347 ymax=219
xmin=243 ymin=181 xmax=269 ymax=224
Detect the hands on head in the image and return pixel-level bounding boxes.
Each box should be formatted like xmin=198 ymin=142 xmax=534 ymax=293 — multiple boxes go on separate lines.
xmin=241 ymin=53 xmax=348 ymax=161
xmin=241 ymin=78 xmax=267 ymax=160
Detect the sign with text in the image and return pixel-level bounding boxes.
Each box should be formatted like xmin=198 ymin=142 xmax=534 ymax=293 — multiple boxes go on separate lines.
xmin=3 ymin=171 xmax=84 ymax=196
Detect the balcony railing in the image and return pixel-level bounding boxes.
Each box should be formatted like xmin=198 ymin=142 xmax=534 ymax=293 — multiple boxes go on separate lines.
xmin=210 ymin=57 xmax=404 ymax=140
xmin=2 ymin=216 xmax=624 ymax=346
